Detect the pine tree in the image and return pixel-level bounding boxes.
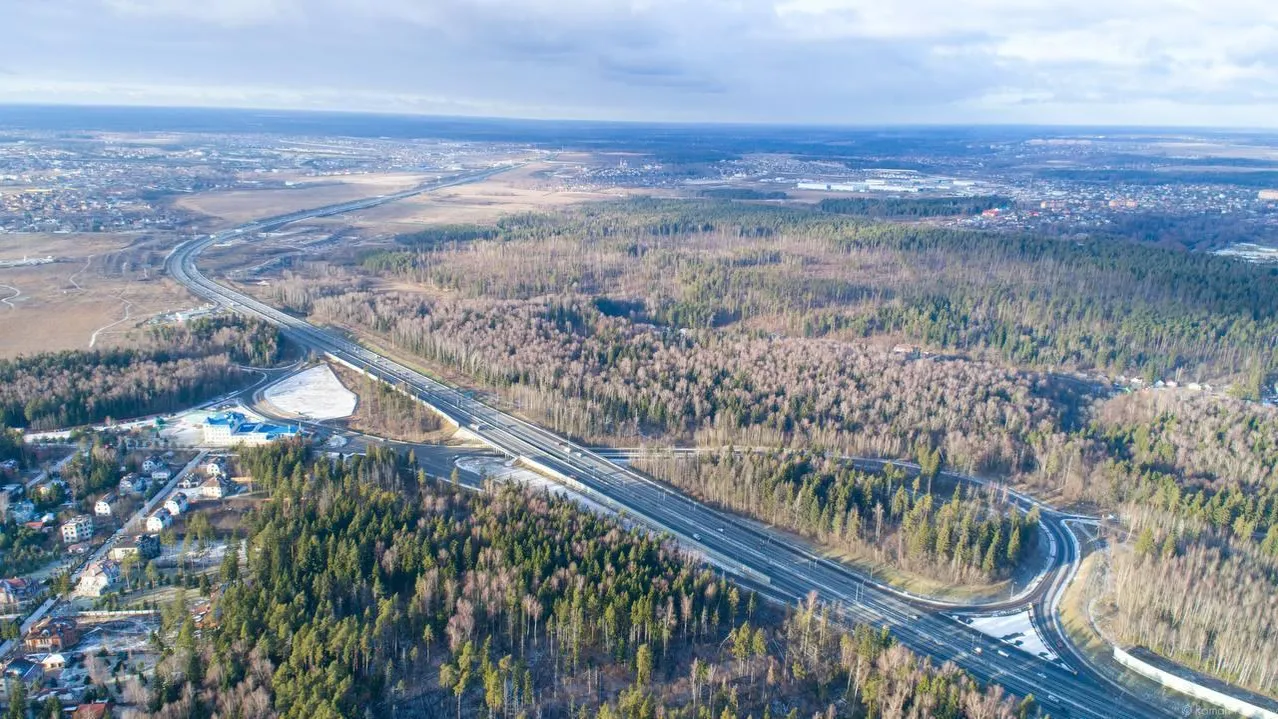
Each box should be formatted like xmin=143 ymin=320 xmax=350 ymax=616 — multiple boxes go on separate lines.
xmin=1134 ymin=527 xmax=1156 ymax=556
xmin=635 ymin=644 xmax=653 ymax=686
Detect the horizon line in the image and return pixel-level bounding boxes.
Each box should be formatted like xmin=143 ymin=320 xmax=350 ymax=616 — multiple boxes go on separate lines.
xmin=2 ymin=101 xmax=1276 ymax=136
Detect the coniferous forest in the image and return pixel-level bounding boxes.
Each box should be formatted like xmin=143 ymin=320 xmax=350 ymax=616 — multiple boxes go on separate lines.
xmin=136 ymin=443 xmax=1030 ymax=719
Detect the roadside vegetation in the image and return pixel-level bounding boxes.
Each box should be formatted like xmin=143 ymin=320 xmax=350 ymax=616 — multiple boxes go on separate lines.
xmin=635 ymin=451 xmax=1040 ymax=584
xmin=329 ymin=364 xmax=445 ymax=443
xmin=310 ymin=292 xmax=1081 ymax=481
xmin=1089 ymin=391 xmax=1278 ymax=698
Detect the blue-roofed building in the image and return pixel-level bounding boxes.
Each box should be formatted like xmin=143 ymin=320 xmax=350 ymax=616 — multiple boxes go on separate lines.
xmin=203 ymin=411 xmax=301 ymax=446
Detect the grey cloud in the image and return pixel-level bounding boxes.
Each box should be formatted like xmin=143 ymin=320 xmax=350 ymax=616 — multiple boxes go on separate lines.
xmin=0 ymin=0 xmax=1274 ymax=125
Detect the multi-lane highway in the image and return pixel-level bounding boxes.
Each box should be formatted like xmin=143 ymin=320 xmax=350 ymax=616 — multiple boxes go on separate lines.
xmin=165 ymin=169 xmax=1167 ymax=718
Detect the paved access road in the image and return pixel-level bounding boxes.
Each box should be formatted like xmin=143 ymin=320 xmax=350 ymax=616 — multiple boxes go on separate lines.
xmin=165 ymin=168 xmax=1169 ymax=719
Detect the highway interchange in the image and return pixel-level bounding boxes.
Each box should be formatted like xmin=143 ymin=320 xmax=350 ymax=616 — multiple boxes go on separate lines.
xmin=165 ymin=167 xmax=1171 ymax=718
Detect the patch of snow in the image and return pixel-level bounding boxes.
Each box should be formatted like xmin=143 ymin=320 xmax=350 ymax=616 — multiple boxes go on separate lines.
xmin=455 ymin=456 xmax=617 ymax=516
xmin=1214 ymin=242 xmax=1278 ymax=264
xmin=952 ymin=610 xmax=1065 ymax=667
xmin=263 ymin=365 xmax=357 ymax=420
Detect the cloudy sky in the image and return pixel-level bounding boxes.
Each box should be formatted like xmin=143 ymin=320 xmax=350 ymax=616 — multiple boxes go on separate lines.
xmin=3 ymin=0 xmax=1277 ymax=126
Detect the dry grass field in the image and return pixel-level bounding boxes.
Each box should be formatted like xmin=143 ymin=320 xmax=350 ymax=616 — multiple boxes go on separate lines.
xmin=173 ymin=172 xmax=435 ymax=227
xmin=0 ymin=232 xmax=194 ymax=357
xmin=344 ymin=162 xmax=639 ymax=233
xmin=0 ymin=160 xmax=638 ymax=358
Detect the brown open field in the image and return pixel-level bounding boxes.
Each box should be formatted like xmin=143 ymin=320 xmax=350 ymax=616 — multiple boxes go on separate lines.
xmin=173 ymin=172 xmax=435 ymax=227
xmin=0 ymin=161 xmax=641 ymax=358
xmin=0 ymin=232 xmax=194 ymax=357
xmin=344 ymin=162 xmax=640 ymax=233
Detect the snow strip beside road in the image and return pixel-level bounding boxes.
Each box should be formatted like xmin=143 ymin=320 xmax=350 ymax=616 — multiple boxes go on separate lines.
xmin=454 ymin=455 xmax=617 ymax=516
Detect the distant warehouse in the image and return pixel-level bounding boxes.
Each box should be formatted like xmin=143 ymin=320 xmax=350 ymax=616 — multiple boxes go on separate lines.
xmin=202 ymin=412 xmax=301 ymax=447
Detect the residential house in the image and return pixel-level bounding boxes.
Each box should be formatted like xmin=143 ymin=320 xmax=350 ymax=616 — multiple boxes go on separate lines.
xmin=200 ymin=476 xmax=228 ymax=500
xmin=0 ymin=658 xmax=42 ymax=698
xmin=118 ymin=473 xmax=147 ymax=495
xmin=32 ymin=479 xmax=66 ymax=503
xmin=151 ymin=466 xmax=173 ymax=482
xmin=204 ymin=458 xmax=227 ymax=478
xmin=6 ymin=499 xmax=35 ymax=524
xmin=24 ymin=617 xmax=79 ymax=652
xmin=0 ymin=578 xmax=38 ymax=608
xmin=108 ymin=534 xmax=160 ymax=561
xmin=163 ymin=492 xmax=188 ymax=516
xmin=60 ymin=515 xmax=94 ymax=544
xmin=72 ymin=701 xmax=114 ymax=719
xmin=94 ymin=493 xmax=116 ymax=518
xmin=145 ymin=509 xmax=172 ymax=533
xmin=40 ymin=653 xmax=66 ymax=672
xmin=76 ymin=560 xmax=121 ymax=597
xmin=141 ymin=456 xmax=164 ymax=473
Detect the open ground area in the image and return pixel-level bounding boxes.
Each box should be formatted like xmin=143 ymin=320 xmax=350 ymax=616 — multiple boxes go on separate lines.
xmin=172 ymin=172 xmax=437 ymax=227
xmin=0 ymin=232 xmax=194 ymax=357
xmin=261 ymin=363 xmax=357 ymax=421
xmin=335 ymin=161 xmax=642 ymax=233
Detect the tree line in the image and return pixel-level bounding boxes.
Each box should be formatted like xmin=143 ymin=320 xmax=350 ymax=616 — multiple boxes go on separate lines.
xmin=1110 ymin=506 xmax=1278 ymax=698
xmin=635 ymin=450 xmax=1040 ymax=584
xmin=309 ymin=292 xmax=1080 ymax=482
xmin=0 ymin=426 xmax=24 ymax=465
xmin=0 ymin=316 xmax=281 ymax=430
xmin=337 ymin=368 xmax=443 ymax=442
xmin=348 ymin=198 xmax=1276 ymax=384
xmin=817 ymin=196 xmax=1009 ymax=218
